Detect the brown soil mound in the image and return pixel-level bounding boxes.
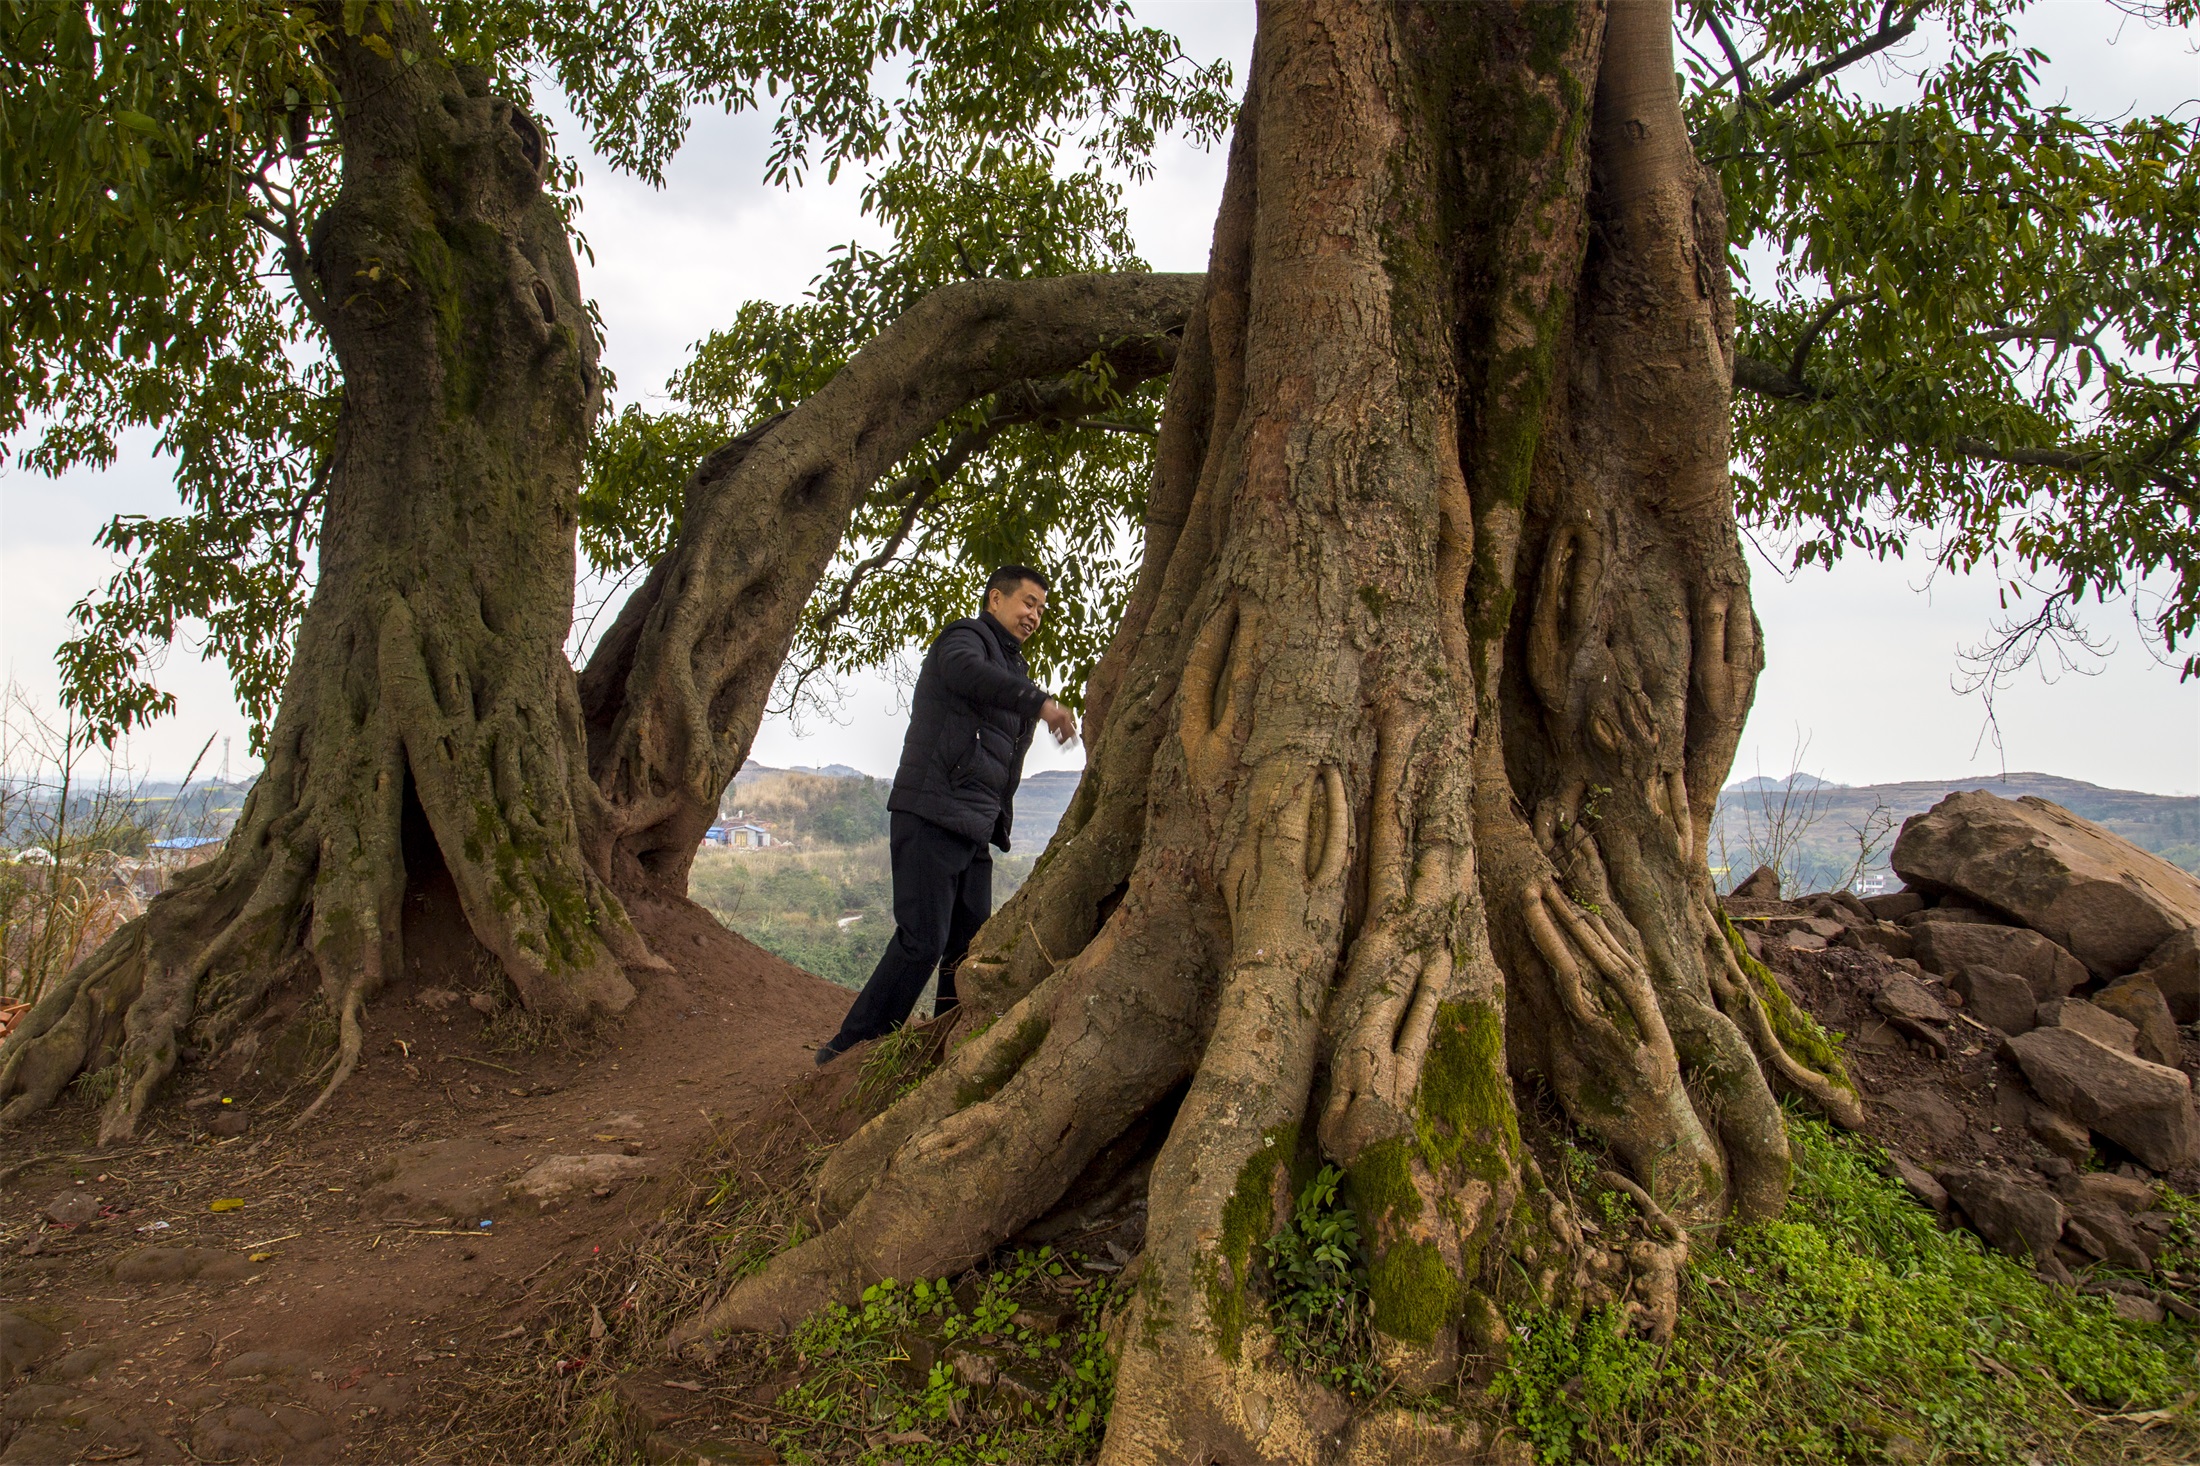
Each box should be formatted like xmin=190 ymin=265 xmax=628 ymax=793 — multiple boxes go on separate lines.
xmin=0 ymin=880 xmax=850 ymax=1464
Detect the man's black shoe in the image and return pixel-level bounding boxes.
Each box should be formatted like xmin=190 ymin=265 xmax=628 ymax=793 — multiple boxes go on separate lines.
xmin=814 ymin=1040 xmax=844 ymax=1067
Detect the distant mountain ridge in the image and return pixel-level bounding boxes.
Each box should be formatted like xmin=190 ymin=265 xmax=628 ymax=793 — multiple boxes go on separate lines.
xmin=1712 ymin=770 xmax=2199 ymax=883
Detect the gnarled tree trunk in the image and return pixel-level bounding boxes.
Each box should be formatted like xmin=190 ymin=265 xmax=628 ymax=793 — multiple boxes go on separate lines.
xmin=1 ymin=18 xmax=652 ymax=1140
xmin=0 ymin=18 xmax=1204 ymax=1141
xmin=672 ymin=3 xmax=1856 ymax=1458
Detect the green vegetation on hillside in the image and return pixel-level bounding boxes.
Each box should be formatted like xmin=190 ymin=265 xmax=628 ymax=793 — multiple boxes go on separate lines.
xmin=1494 ymin=1116 xmax=2195 ymax=1463
xmin=691 ymin=777 xmax=1038 ymax=989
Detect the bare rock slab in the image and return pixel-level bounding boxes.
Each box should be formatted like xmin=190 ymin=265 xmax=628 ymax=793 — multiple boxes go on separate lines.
xmin=2033 ymin=997 xmax=2138 ymax=1055
xmin=2091 ymin=978 xmax=2182 ymax=1067
xmin=1953 ymin=965 xmax=2036 ymax=1034
xmin=1911 ymin=922 xmax=2087 ymax=999
xmin=509 ymin=1153 xmax=654 ymax=1207
xmin=2130 ymin=928 xmax=2199 ymax=1025
xmin=1893 ymin=790 xmax=2200 ymax=976
xmin=0 ymin=1311 xmax=59 ymax=1390
xmin=2005 ymin=1026 xmax=2199 ymax=1172
xmin=366 ymin=1138 xmax=511 ymax=1221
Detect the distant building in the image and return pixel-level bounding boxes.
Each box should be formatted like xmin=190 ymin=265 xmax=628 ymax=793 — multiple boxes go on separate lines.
xmin=703 ymin=822 xmax=773 ymax=850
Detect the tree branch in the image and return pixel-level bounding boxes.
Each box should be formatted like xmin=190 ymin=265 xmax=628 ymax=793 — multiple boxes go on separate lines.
xmin=1789 ymin=292 xmax=1867 ymax=383
xmin=1700 ymin=6 xmax=1757 ymax=99
xmin=1734 ymin=353 xmax=2097 ymax=472
xmin=1758 ymin=5 xmax=1921 ymax=112
xmin=578 ymin=271 xmax=1205 ymax=877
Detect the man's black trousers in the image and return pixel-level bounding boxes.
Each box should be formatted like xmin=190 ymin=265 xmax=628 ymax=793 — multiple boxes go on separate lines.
xmin=829 ymin=810 xmax=991 ymax=1051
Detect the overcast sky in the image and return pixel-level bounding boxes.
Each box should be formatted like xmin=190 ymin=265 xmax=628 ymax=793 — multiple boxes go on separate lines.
xmin=1 ymin=2 xmax=2194 ymax=793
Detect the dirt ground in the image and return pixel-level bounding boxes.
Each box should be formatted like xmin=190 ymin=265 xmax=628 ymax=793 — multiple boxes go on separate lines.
xmin=0 ymin=878 xmax=849 ymax=1464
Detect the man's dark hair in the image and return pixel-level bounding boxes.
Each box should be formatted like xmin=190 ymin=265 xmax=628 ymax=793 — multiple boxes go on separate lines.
xmin=983 ymin=565 xmax=1050 ymax=604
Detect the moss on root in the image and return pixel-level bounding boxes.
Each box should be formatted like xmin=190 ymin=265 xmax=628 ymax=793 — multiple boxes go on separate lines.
xmin=1719 ymin=911 xmax=1852 ymax=1089
xmin=1366 ymin=1237 xmax=1464 ymax=1347
xmin=1207 ymin=1123 xmax=1298 ymax=1361
xmin=951 ymin=1015 xmax=1049 ymax=1109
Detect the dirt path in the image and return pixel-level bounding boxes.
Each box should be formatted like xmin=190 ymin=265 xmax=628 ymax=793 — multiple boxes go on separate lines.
xmin=0 ymin=886 xmax=849 ymax=1464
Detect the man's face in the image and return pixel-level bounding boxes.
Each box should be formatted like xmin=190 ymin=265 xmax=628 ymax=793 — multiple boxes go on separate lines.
xmin=987 ymin=578 xmax=1047 ymax=643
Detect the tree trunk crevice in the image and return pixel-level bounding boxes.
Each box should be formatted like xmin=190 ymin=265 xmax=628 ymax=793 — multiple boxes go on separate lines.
xmin=672 ymin=4 xmax=1857 ymax=1458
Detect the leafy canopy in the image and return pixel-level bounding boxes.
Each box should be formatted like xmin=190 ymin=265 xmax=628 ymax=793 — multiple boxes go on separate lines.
xmin=1682 ymin=0 xmax=2200 ymax=676
xmin=2 ymin=0 xmax=1229 ymax=748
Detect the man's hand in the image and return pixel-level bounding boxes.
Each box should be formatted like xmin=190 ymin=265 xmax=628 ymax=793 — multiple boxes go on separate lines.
xmin=1040 ymin=698 xmax=1078 ymax=747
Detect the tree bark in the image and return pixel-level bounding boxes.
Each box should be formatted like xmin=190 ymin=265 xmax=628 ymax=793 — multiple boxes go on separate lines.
xmin=671 ymin=3 xmax=1859 ymax=1458
xmin=0 ymin=17 xmax=1206 ymax=1142
xmin=0 ymin=15 xmax=657 ymax=1140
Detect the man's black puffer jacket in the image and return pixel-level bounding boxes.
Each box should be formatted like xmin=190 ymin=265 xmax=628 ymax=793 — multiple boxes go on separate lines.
xmin=887 ymin=612 xmax=1049 ymax=850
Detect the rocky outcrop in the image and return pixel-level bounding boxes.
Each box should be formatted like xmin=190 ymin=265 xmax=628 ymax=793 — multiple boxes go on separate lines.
xmin=2004 ymin=1027 xmax=2198 ymax=1172
xmin=2131 ymin=929 xmax=2199 ymax=1025
xmin=1893 ymin=791 xmax=2200 ymax=976
xmin=1909 ymin=921 xmax=2087 ymax=1000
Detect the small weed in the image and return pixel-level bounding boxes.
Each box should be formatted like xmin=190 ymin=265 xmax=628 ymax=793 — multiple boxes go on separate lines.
xmin=855 ymin=1022 xmax=940 ymax=1110
xmin=1264 ymin=1165 xmax=1386 ymax=1397
xmin=69 ymin=1063 xmax=118 ymax=1105
xmin=771 ymin=1248 xmax=1120 ymax=1464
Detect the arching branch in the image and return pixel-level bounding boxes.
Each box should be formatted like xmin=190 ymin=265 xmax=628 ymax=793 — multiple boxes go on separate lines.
xmin=576 ymin=272 xmax=1202 ymax=885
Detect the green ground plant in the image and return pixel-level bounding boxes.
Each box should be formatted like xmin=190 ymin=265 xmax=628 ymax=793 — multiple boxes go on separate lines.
xmin=1263 ymin=1164 xmax=1386 ymax=1398
xmin=1494 ymin=1115 xmax=2197 ymax=1464
xmin=770 ymin=1249 xmax=1122 ymax=1465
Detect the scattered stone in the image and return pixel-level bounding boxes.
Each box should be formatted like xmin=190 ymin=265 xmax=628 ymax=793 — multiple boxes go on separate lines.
xmin=1815 ymin=891 xmax=1875 ymax=925
xmin=1953 ymin=965 xmax=2036 ymax=1033
xmin=1892 ymin=791 xmax=2200 ymax=976
xmin=1785 ymin=930 xmax=1830 ymax=952
xmin=1733 ymin=865 xmax=1782 ymax=900
xmin=1874 ymin=975 xmax=1954 ymax=1026
xmin=1863 ymin=891 xmax=1927 ymax=921
xmin=468 ymin=990 xmax=501 ymax=1015
xmin=41 ymin=1345 xmax=118 ymax=1384
xmin=1884 ymin=1152 xmax=1950 ymax=1214
xmin=1876 ymin=1089 xmax=1967 ymax=1153
xmin=0 ymin=1311 xmax=59 ymax=1390
xmin=2033 ymin=998 xmax=2139 ymax=1056
xmin=415 ymin=987 xmax=461 ymax=1011
xmin=2056 ymin=1171 xmax=2157 ymax=1214
xmin=1935 ymin=1167 xmax=2067 ymax=1278
xmin=202 ymin=1105 xmax=251 ymax=1137
xmin=2129 ymin=928 xmax=2199 ymax=1025
xmin=508 ymin=1153 xmax=653 ymax=1207
xmin=2026 ymin=1104 xmax=2093 ymax=1165
xmin=40 ymin=1190 xmax=98 ymax=1228
xmin=113 ymin=1246 xmax=251 ymax=1285
xmin=2091 ymin=978 xmax=2181 ymax=1067
xmin=2107 ymin=1292 xmax=2165 ymax=1325
xmin=218 ymin=1349 xmax=315 ymax=1379
xmin=2005 ymin=1027 xmax=2200 ymax=1172
xmin=1836 ymin=921 xmax=1915 ymax=961
xmin=946 ymin=1345 xmax=998 ymax=1389
xmin=2061 ymin=1204 xmax=2155 ymax=1273
xmin=1911 ymin=923 xmax=2088 ymax=1000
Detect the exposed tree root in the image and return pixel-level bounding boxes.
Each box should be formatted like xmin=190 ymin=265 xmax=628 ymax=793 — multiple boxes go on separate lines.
xmin=673 ymin=4 xmax=1847 ymax=1460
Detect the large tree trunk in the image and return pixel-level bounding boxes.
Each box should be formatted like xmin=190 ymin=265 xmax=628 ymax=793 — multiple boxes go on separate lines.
xmin=671 ymin=2 xmax=1858 ymax=1458
xmin=0 ymin=16 xmax=649 ymax=1139
xmin=0 ymin=15 xmax=1205 ymax=1140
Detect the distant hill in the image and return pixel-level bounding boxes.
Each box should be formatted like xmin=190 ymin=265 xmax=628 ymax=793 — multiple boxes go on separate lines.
xmin=1712 ymin=771 xmax=2199 ymax=891
xmin=724 ymin=759 xmax=1083 ymax=852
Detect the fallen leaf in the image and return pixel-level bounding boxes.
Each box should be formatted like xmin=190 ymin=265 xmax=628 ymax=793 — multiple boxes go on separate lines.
xmin=883 ymin=1430 xmax=934 ymax=1446
xmin=209 ymin=1198 xmax=244 ymax=1212
xmin=589 ymin=1304 xmax=607 ymax=1341
xmin=487 ymin=1325 xmax=525 ymax=1341
xmin=663 ymin=1379 xmax=703 ymax=1392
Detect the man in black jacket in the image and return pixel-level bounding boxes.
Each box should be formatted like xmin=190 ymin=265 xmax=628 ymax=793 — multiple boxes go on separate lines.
xmin=816 ymin=566 xmax=1076 ymax=1064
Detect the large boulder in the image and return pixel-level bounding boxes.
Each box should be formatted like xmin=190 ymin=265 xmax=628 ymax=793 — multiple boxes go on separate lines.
xmin=2004 ymin=1026 xmax=2199 ymax=1172
xmin=1892 ymin=791 xmax=2200 ymax=976
xmin=1910 ymin=922 xmax=2086 ymax=999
